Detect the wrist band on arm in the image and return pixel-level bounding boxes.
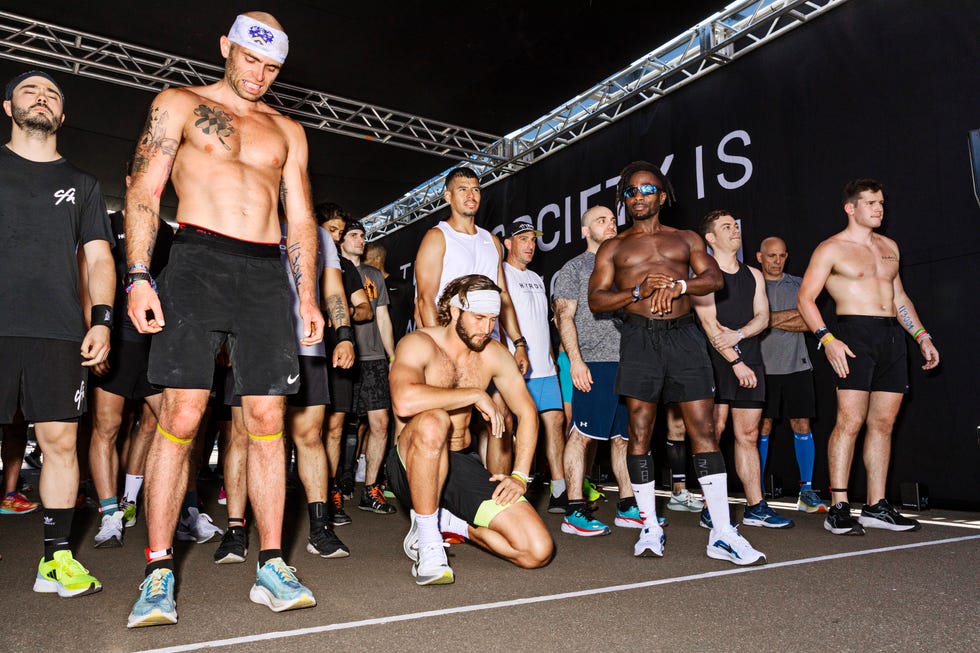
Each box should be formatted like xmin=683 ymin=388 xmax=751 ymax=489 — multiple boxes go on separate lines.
xmin=914 ymin=329 xmax=932 ymax=344
xmin=814 ymin=326 xmax=830 ymax=339
xmin=128 ymin=263 xmax=150 ymax=274
xmin=674 ymin=279 xmax=687 ymax=295
xmin=513 ymin=337 xmax=527 ymax=348
xmin=125 ymin=272 xmax=157 ymax=293
xmin=335 ymin=325 xmax=354 ymax=343
xmin=91 ymin=304 xmax=113 ymax=329
xmin=729 ymin=356 xmax=743 ymax=366
xmin=510 ymin=470 xmax=529 ymax=485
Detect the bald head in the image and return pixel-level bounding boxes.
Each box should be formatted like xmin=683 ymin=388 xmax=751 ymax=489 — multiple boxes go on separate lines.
xmin=756 ymin=236 xmax=788 ymax=280
xmin=243 ymin=10 xmax=282 ymax=30
xmin=581 ymin=205 xmax=617 ymax=251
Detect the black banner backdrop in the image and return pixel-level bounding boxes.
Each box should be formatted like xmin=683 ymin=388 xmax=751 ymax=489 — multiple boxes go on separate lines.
xmin=381 ymin=0 xmax=980 ymax=508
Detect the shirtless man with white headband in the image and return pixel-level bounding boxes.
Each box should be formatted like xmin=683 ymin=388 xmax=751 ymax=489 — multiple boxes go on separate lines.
xmin=125 ymin=12 xmax=324 ymax=626
xmin=385 ymin=274 xmax=553 ymax=585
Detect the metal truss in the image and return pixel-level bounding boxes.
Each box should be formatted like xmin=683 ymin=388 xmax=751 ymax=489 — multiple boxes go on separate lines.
xmin=363 ymin=0 xmax=851 ymax=238
xmin=0 ymin=10 xmax=503 ymax=161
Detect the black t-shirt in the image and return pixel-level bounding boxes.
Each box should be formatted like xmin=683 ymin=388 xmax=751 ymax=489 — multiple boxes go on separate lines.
xmin=325 ymin=253 xmax=367 ymax=350
xmin=384 ymin=274 xmax=415 ymax=344
xmin=108 ymin=212 xmax=174 ymax=342
xmin=0 ymin=146 xmax=113 ymax=341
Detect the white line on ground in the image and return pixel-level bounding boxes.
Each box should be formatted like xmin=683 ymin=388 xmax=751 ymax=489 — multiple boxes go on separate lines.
xmin=135 ymin=533 xmax=980 ymax=653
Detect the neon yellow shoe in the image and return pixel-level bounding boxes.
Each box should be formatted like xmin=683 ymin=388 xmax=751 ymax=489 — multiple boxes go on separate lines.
xmin=33 ymin=550 xmax=102 ymax=597
xmin=583 ymin=478 xmax=606 ymax=507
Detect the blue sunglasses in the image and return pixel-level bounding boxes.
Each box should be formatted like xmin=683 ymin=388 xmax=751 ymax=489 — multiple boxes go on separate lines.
xmin=622 ymin=183 xmax=660 ymax=199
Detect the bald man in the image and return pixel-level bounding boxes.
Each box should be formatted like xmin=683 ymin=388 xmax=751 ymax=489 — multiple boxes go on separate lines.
xmin=756 ymin=237 xmax=826 ymax=513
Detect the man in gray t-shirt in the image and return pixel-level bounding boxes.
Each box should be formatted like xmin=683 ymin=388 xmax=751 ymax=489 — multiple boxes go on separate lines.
xmin=552 ymin=206 xmax=636 ymax=537
xmin=756 ymin=237 xmax=826 ymax=513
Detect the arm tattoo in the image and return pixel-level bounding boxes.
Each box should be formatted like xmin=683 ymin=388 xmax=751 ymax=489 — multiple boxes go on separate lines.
xmin=134 ymin=107 xmax=179 ymax=174
xmin=287 ymin=242 xmax=304 ymax=290
xmin=326 ymin=294 xmax=349 ymax=328
xmin=897 ymin=304 xmax=915 ymax=331
xmin=193 ymin=105 xmax=235 ymax=150
xmin=279 ymin=179 xmax=288 ymax=206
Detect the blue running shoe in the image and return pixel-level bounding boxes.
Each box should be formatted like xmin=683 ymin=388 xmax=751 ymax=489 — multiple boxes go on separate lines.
xmin=797 ymin=488 xmax=828 ymax=513
xmin=699 ymin=506 xmax=736 ymax=530
xmin=743 ymin=500 xmax=795 ymax=529
xmin=615 ymin=504 xmax=667 ymax=528
xmin=706 ymin=526 xmax=766 ymax=566
xmin=249 ymin=558 xmax=316 ymax=612
xmin=561 ymin=508 xmax=610 ymax=536
xmin=127 ymin=568 xmax=177 ymax=628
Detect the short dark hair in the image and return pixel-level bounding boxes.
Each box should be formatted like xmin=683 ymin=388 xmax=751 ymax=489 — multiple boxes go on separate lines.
xmin=444 ymin=166 xmax=479 ymax=192
xmin=842 ymin=178 xmax=883 ymax=205
xmin=615 ymin=160 xmax=676 ymax=216
xmin=436 ymin=274 xmax=501 ymax=327
xmin=699 ymin=209 xmax=733 ymax=238
xmin=314 ymin=201 xmax=348 ymax=226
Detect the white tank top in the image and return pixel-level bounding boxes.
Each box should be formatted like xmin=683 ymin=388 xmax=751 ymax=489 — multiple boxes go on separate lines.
xmin=434 ymin=221 xmax=500 ymax=301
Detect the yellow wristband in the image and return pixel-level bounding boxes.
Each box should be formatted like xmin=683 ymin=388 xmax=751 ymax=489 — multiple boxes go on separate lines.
xmin=820 ymin=333 xmax=836 ymax=346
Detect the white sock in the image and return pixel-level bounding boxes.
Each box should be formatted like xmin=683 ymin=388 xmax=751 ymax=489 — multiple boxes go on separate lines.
xmin=550 ymin=479 xmax=566 ymax=498
xmin=437 ymin=508 xmax=470 ymax=539
xmin=632 ymin=480 xmax=659 ymax=529
xmin=412 ymin=510 xmax=442 ymax=548
xmin=123 ymin=474 xmax=144 ymax=503
xmin=698 ymin=472 xmax=731 ymax=532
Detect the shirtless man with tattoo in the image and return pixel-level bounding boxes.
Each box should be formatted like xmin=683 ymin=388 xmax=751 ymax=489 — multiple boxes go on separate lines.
xmin=124 ymin=12 xmax=324 ymax=626
xmin=798 ymin=179 xmax=939 ymax=536
xmin=588 ymin=160 xmax=765 ymax=565
xmin=385 ymin=274 xmax=553 ymax=585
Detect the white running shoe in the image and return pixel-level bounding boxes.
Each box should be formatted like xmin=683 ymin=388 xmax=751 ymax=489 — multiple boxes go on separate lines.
xmin=176 ymin=507 xmax=224 ymax=544
xmin=412 ymin=542 xmax=454 ymax=586
xmin=94 ymin=511 xmax=125 ymax=548
xmin=633 ymin=526 xmax=665 ymax=557
xmin=403 ymin=518 xmax=420 ymax=562
xmin=706 ymin=526 xmax=766 ymax=566
xmin=668 ymin=489 xmax=705 ymax=512
xmin=354 ymin=454 xmax=367 ymax=484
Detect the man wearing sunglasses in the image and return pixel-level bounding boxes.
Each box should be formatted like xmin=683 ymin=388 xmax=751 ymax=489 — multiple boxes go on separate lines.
xmin=588 ymin=161 xmax=766 ymax=565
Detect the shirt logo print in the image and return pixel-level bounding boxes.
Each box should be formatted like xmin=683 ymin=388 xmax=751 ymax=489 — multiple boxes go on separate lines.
xmin=54 ymin=188 xmax=76 ymax=205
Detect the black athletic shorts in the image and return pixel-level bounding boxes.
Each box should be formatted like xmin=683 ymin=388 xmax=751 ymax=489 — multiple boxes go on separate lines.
xmin=710 ymin=349 xmax=766 ymax=408
xmin=218 ymin=356 xmax=329 ymax=408
xmin=0 ymin=337 xmax=86 ymax=422
xmin=327 ymin=364 xmax=355 ymax=413
xmin=764 ymin=370 xmax=815 ymax=419
xmin=92 ymin=338 xmax=160 ymax=400
xmin=148 ymin=226 xmax=299 ymax=396
xmin=386 ymin=446 xmax=515 ymax=528
xmin=353 ymin=359 xmax=391 ymax=415
xmin=615 ymin=314 xmax=716 ymax=404
xmin=835 ymin=315 xmax=908 ymax=394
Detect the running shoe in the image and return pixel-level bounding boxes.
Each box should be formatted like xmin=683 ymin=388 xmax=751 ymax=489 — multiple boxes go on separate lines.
xmin=706 ymin=526 xmax=767 ymax=566
xmin=667 ymin=489 xmax=705 ymax=512
xmin=824 ymin=502 xmax=865 ymax=536
xmin=547 ymin=490 xmax=568 ymax=514
xmin=249 ymin=558 xmax=316 ymax=612
xmin=614 ymin=504 xmax=643 ymax=528
xmin=858 ymin=499 xmax=921 ymax=532
xmin=33 ymin=550 xmax=102 ymax=598
xmin=413 ymin=542 xmax=454 ymax=586
xmin=176 ymin=507 xmax=224 ymax=543
xmin=0 ymin=491 xmax=39 ymax=514
xmin=797 ymin=488 xmax=828 ymax=513
xmin=359 ymin=484 xmax=397 ymax=514
xmin=307 ymin=524 xmax=350 ymax=558
xmin=561 ymin=508 xmax=610 ymax=536
xmin=403 ymin=518 xmax=420 ymax=562
xmin=127 ymin=568 xmax=177 ymax=628
xmin=93 ymin=511 xmax=125 ymax=548
xmin=213 ymin=526 xmax=248 ymax=564
xmin=120 ymin=499 xmax=138 ymax=527
xmin=217 ymin=486 xmax=227 ymax=506
xmin=330 ymin=489 xmax=352 ymax=526
xmin=699 ymin=506 xmax=737 ymax=530
xmin=743 ymin=500 xmax=795 ymax=529
xmin=633 ymin=526 xmax=665 ymax=557
xmin=23 ymin=447 xmax=43 ymax=469
xmin=583 ymin=478 xmax=605 ymax=505
xmin=354 ymin=453 xmax=366 ymax=484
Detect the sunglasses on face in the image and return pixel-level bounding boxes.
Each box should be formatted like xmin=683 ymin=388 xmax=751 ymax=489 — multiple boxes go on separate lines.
xmin=622 ymin=184 xmax=660 ymax=199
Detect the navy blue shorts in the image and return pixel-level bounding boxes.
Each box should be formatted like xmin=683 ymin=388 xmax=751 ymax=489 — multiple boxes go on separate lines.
xmin=571 ymin=362 xmax=628 ymax=441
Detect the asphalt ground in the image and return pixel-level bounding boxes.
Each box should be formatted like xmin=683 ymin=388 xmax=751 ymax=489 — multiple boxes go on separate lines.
xmin=1 ymin=471 xmax=977 ymax=653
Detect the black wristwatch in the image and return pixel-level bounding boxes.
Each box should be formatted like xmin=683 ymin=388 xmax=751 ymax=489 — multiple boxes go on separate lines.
xmin=632 ymin=285 xmax=641 ymax=302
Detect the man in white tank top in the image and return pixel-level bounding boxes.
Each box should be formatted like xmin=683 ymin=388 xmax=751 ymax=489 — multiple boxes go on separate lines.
xmin=414 ymin=167 xmax=529 ymax=475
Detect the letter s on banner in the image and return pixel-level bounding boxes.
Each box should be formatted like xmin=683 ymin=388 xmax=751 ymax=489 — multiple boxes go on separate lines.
xmin=717 ymin=129 xmax=753 ymax=190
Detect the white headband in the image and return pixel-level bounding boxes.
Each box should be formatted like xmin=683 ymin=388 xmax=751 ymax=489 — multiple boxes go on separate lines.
xmin=227 ymin=15 xmax=289 ymax=64
xmin=449 ymin=290 xmax=501 ymax=315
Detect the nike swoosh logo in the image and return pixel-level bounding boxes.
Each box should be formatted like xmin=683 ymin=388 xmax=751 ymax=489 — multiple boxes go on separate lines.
xmin=287 ymin=374 xmax=300 ymax=384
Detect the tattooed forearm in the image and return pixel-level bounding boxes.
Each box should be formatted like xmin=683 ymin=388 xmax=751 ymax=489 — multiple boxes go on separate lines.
xmin=897 ymin=304 xmax=915 ymax=331
xmin=287 ymin=242 xmax=304 ymax=290
xmin=134 ymin=107 xmax=179 ymax=173
xmin=326 ymin=294 xmax=349 ymax=328
xmin=279 ymin=179 xmax=288 ymax=206
xmin=193 ymin=105 xmax=234 ymax=150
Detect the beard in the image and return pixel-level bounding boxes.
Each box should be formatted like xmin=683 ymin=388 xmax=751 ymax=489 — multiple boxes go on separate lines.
xmin=455 ymin=319 xmax=491 ymax=352
xmin=11 ymin=104 xmax=60 ymax=135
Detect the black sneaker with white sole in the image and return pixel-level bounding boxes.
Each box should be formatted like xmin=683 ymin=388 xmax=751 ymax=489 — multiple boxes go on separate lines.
xmin=307 ymin=525 xmax=350 ymax=558
xmin=213 ymin=526 xmax=248 ymax=564
xmin=823 ymin=502 xmax=865 ymax=535
xmin=858 ymin=499 xmax=921 ymax=532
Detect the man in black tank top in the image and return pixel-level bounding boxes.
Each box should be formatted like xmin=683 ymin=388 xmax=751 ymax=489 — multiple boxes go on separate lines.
xmin=693 ymin=211 xmax=794 ymax=530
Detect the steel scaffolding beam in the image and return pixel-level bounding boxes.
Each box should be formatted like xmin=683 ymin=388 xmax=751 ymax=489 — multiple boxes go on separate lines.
xmin=363 ymin=0 xmax=850 ymax=238
xmin=0 ymin=11 xmax=503 ymax=162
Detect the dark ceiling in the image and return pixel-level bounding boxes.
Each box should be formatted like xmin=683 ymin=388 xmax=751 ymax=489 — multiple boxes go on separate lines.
xmin=1 ymin=0 xmax=722 ymax=219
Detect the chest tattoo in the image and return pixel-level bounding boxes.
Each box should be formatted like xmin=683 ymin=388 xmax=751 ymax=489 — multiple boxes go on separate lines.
xmin=193 ymin=105 xmax=235 ymax=150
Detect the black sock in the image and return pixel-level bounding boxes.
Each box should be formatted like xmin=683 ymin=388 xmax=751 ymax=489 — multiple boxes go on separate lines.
xmin=618 ymin=496 xmax=637 ymax=511
xmin=42 ymin=508 xmax=73 ymax=560
xmin=181 ymin=491 xmax=198 ymax=519
xmin=228 ymin=516 xmax=246 ymax=528
xmin=144 ymin=558 xmax=174 ymax=577
xmin=666 ymin=440 xmax=688 ymax=487
xmin=568 ymin=499 xmax=586 ymax=514
xmin=308 ymin=501 xmax=327 ymax=528
xmin=259 ymin=548 xmax=283 ymax=566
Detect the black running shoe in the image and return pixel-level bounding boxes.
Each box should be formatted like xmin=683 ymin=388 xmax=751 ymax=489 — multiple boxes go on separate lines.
xmin=858 ymin=499 xmax=921 ymax=532
xmin=307 ymin=525 xmax=350 ymax=558
xmin=358 ymin=484 xmax=397 ymax=514
xmin=823 ymin=502 xmax=865 ymax=535
xmin=213 ymin=526 xmax=248 ymax=564
xmin=548 ymin=490 xmax=568 ymax=514
xmin=330 ymin=489 xmax=352 ymax=526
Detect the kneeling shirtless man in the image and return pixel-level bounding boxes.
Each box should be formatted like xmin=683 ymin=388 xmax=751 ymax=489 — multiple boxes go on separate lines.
xmin=386 ymin=274 xmax=554 ymax=584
